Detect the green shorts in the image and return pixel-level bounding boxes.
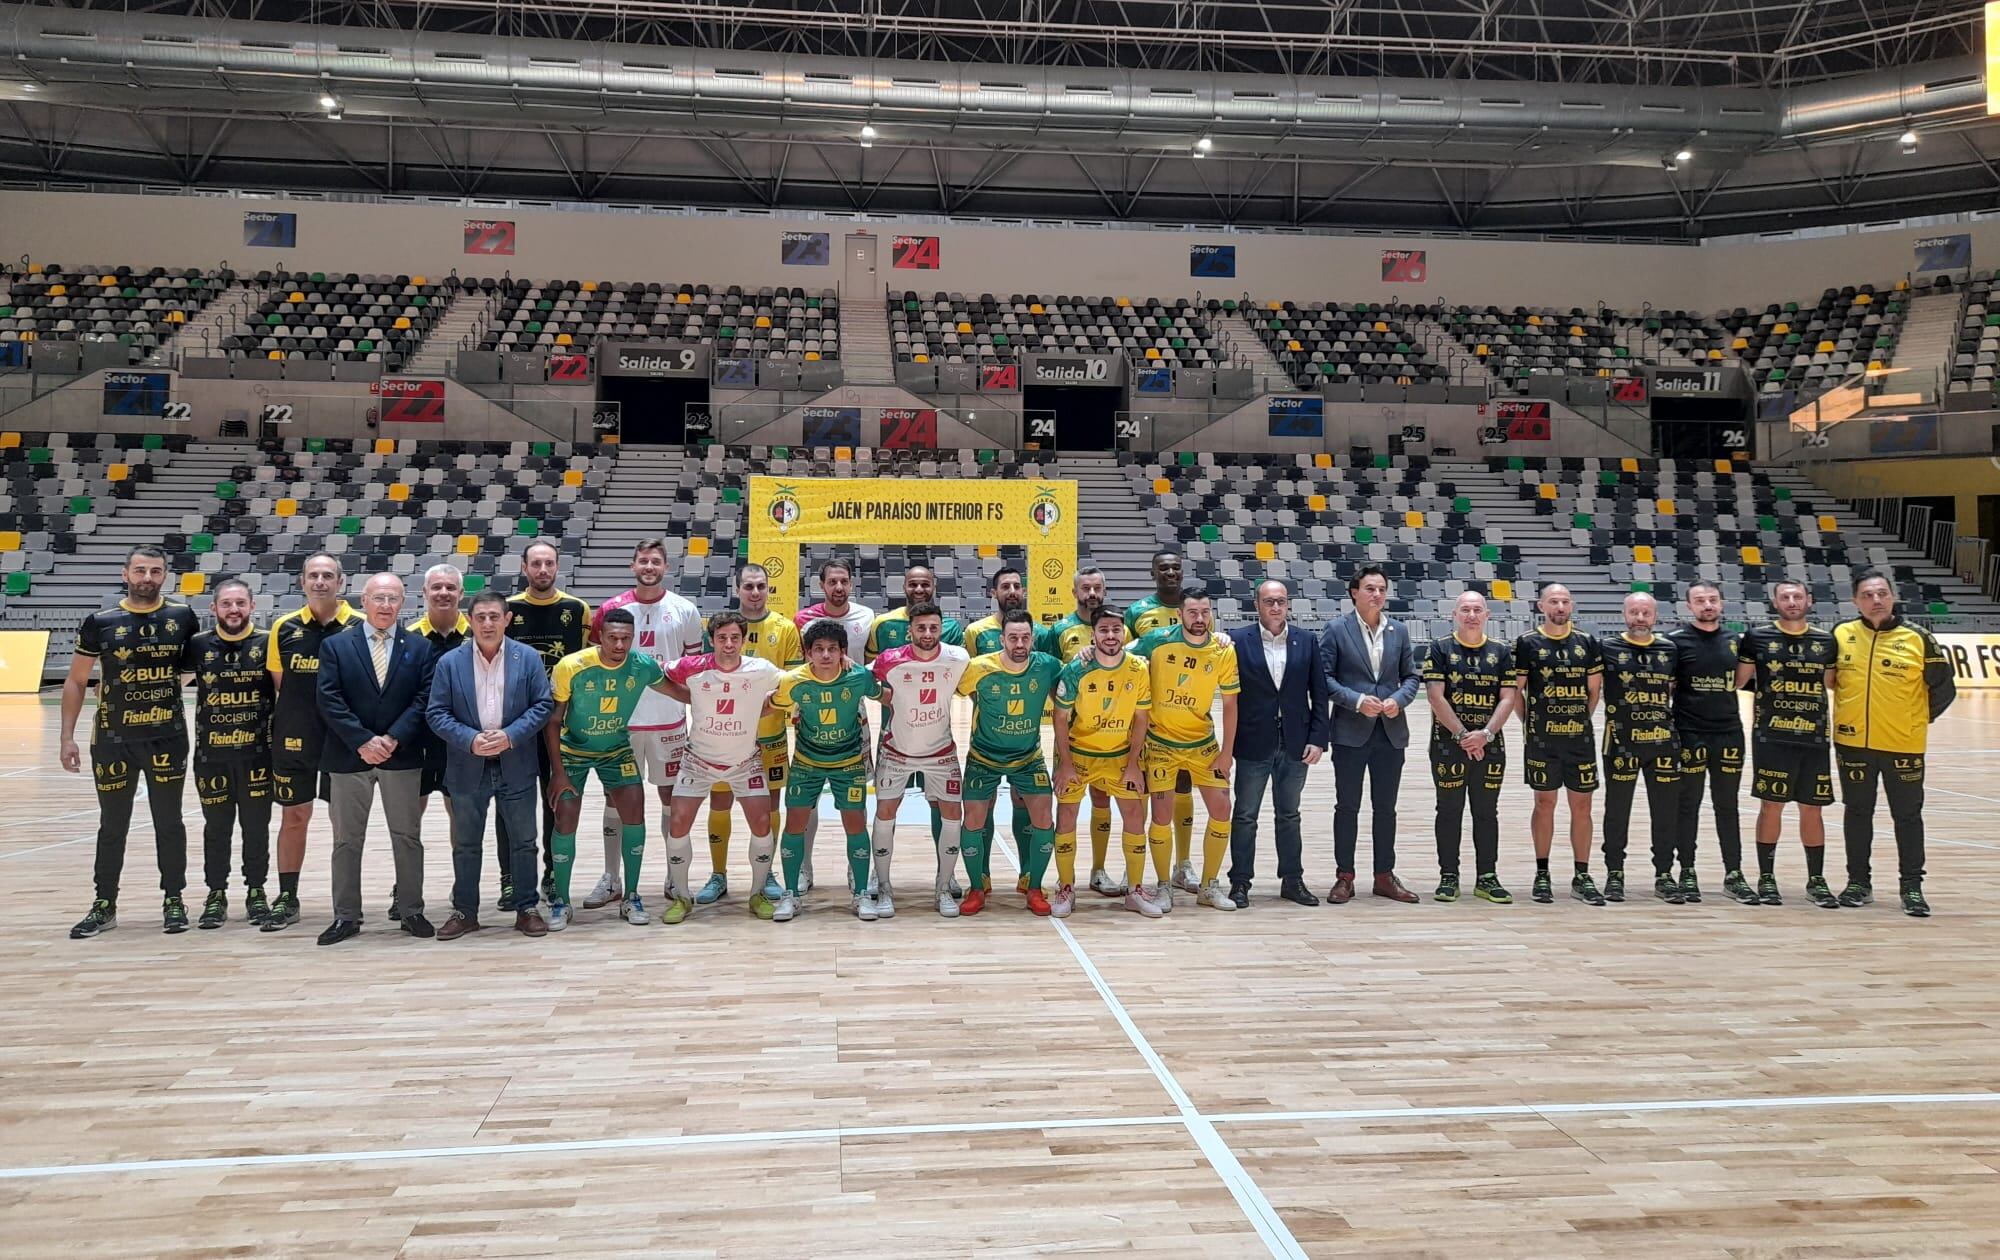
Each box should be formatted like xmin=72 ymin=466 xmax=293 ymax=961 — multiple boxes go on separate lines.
xmin=787 ymin=758 xmax=869 ymax=811
xmin=963 ymin=753 xmax=1053 ymax=802
xmin=560 ymin=749 xmax=643 ymax=793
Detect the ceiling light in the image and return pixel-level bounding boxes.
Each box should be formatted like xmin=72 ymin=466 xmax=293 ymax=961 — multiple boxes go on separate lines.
xmin=1195 ymin=134 xmax=1213 ymax=152
xmin=1674 ymin=148 xmax=1693 ymax=162
xmin=319 ymin=93 xmax=337 ymax=109
xmin=860 ymin=123 xmax=877 ymax=140
xmin=1900 ymin=129 xmax=1919 ymax=154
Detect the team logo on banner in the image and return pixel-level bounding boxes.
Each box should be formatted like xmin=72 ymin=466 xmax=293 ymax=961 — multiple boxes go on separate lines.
xmin=1267 ymin=396 xmax=1323 ymax=437
xmin=892 ymin=235 xmax=941 ymax=269
xmin=1030 ymin=487 xmax=1064 ymax=536
xmin=464 ymin=220 xmax=516 ymax=255
xmin=802 ymin=406 xmax=862 ymax=446
xmin=768 ymin=484 xmax=803 ymax=534
xmin=102 ymin=371 xmax=169 ymax=417
xmin=1497 ymin=399 xmax=1551 ymax=441
xmin=1189 ymin=244 xmax=1236 ymax=278
xmin=781 ymin=232 xmax=831 ymax=266
xmin=879 ymin=407 xmax=938 ymax=450
xmin=243 ymin=212 xmax=297 ymax=248
xmin=980 ymin=364 xmax=1019 ymax=391
xmin=1381 ymin=249 xmax=1427 ymax=283
xmin=375 ymin=378 xmax=446 ymax=423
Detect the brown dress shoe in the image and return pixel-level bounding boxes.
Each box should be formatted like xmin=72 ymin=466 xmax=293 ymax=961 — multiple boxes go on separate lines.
xmin=515 ymin=909 xmax=549 ymax=937
xmin=1373 ymin=873 xmax=1420 ymax=904
xmin=436 ymin=911 xmax=481 ymax=941
xmin=1327 ymin=874 xmax=1356 ymax=904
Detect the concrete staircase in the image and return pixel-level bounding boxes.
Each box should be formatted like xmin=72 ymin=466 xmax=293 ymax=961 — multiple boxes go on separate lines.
xmin=1210 ymin=310 xmax=1295 ymax=393
xmin=573 ymin=447 xmax=687 ymax=595
xmin=838 ymin=290 xmax=896 ymax=385
xmin=1884 ymin=289 xmax=1962 ymax=403
xmin=1446 ymin=461 xmax=1628 ymax=636
xmin=1060 ymin=454 xmax=1160 ymax=597
xmin=162 ymin=281 xmax=266 ymax=364
xmin=403 ymin=290 xmax=488 ymax=377
xmin=1408 ymin=313 xmax=1494 ymax=386
xmin=1611 ymin=318 xmax=1703 ymax=368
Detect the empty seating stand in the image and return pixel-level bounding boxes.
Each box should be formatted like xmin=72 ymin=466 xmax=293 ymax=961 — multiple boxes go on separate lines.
xmin=0 ymin=264 xmax=232 ymax=362
xmin=221 ymin=271 xmax=452 ymax=370
xmin=891 ymin=293 xmax=1220 ymax=367
xmin=1446 ymin=306 xmax=1640 ymax=388
xmin=1244 ymin=300 xmax=1445 ymax=389
xmin=477 ymin=281 xmax=839 ymax=361
xmin=0 ymin=430 xmax=192 ymax=615
xmin=1719 ymin=282 xmax=1904 ymax=397
xmin=1948 ymin=270 xmax=2000 ymax=399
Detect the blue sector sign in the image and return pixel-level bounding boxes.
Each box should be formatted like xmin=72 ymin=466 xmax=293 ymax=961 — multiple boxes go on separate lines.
xmin=243 ymin=212 xmax=297 ymax=248
xmin=1268 ymin=396 xmax=1323 ymax=437
xmin=1190 ymin=244 xmax=1236 ymax=277
xmin=714 ymin=357 xmax=755 ymax=387
xmin=803 ymin=407 xmax=862 ymax=446
xmin=1135 ymin=366 xmax=1173 ymax=394
xmin=103 ymin=371 xmax=170 ymax=416
xmin=782 ymin=232 xmax=831 ymax=266
xmin=1913 ymin=234 xmax=1971 ymax=272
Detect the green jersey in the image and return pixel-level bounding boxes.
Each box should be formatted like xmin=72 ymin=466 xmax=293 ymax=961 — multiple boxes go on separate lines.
xmin=957 ymin=651 xmax=1062 ymax=769
xmin=1037 ymin=611 xmax=1120 ymax=661
xmin=1124 ymin=594 xmax=1182 ymax=639
xmin=966 ymin=613 xmax=1012 ymax=657
xmin=773 ymin=663 xmax=879 ymax=768
xmin=551 ymin=647 xmax=666 ymax=759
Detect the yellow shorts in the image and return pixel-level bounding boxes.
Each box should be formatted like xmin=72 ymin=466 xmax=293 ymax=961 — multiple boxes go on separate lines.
xmin=709 ymin=740 xmax=788 ymax=795
xmin=1057 ymin=753 xmax=1145 ymax=803
xmin=1143 ymin=738 xmax=1228 ymax=792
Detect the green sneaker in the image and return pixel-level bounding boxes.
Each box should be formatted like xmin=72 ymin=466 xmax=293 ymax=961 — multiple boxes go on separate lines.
xmin=660 ymin=895 xmax=695 ymax=926
xmin=1724 ymin=870 xmax=1758 ymax=905
xmin=1473 ymin=874 xmax=1512 ymax=905
xmin=1571 ymin=873 xmax=1606 ymax=906
xmin=244 ymin=886 xmax=271 ymax=926
xmin=748 ymin=892 xmax=778 ymax=920
xmin=1805 ymin=876 xmax=1840 ymax=909
xmin=198 ymin=889 xmax=228 ymax=930
xmin=162 ymin=895 xmax=191 ymax=934
xmin=1679 ymin=869 xmax=1703 ymax=903
xmin=69 ymin=899 xmax=117 ymax=939
xmin=1603 ymin=869 xmax=1626 ymax=903
xmin=1654 ymin=874 xmax=1685 ymax=905
xmin=1530 ymin=871 xmax=1554 ymax=903
xmin=1434 ymin=873 xmax=1461 ymax=903
xmin=1899 ymin=879 xmax=1931 ymax=918
xmin=259 ymin=890 xmax=301 ymax=931
xmin=1756 ymin=873 xmax=1782 ymax=905
xmin=1836 ymin=881 xmax=1872 ymax=908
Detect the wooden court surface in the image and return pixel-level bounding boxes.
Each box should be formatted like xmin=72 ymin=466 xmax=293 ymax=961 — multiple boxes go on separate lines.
xmin=2 ymin=691 xmax=1998 ymax=1258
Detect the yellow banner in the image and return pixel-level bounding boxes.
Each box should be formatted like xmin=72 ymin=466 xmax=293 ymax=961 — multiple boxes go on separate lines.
xmin=748 ymin=476 xmax=1078 ymax=626
xmin=0 ymin=630 xmax=49 ymax=692
xmin=1938 ymin=633 xmax=2000 ymax=690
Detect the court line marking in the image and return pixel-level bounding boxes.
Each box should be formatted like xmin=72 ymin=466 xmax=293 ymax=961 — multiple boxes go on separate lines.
xmin=6 ymin=1091 xmax=1998 ymax=1182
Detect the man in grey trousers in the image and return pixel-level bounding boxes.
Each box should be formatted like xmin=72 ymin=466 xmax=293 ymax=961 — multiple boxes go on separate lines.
xmin=1318 ymin=564 xmax=1424 ymax=904
xmin=314 ymin=572 xmax=438 ymax=944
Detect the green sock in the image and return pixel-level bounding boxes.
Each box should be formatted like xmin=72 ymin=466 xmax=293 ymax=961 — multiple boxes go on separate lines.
xmin=847 ymin=829 xmax=872 ymax=894
xmin=782 ymin=831 xmax=805 ymax=895
xmin=1025 ymin=826 xmax=1056 ymax=888
xmin=963 ymin=824 xmax=990 ymax=890
xmin=552 ymin=830 xmax=576 ymax=903
xmin=621 ymin=823 xmax=646 ymax=899
xmin=1014 ymin=808 xmax=1031 ymax=857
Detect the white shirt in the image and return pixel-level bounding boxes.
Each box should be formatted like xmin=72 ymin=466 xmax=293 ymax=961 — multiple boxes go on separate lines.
xmin=597 ymin=588 xmax=705 ymax=732
xmin=1357 ymin=614 xmax=1386 ymax=679
xmin=1259 ymin=624 xmax=1289 ymax=688
xmin=666 ymin=654 xmax=785 ymax=769
xmin=871 ymin=643 xmax=972 ymax=758
xmin=472 ymin=641 xmax=507 ymax=733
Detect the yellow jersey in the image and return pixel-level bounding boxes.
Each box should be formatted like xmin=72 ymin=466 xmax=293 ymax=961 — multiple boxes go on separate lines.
xmin=1053 ymin=651 xmax=1151 ymax=759
xmin=1132 ymin=626 xmax=1240 ymax=746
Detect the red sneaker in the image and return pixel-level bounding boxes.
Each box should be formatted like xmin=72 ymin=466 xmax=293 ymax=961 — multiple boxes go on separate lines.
xmin=1024 ymin=888 xmax=1052 ymax=916
xmin=959 ymin=888 xmax=987 ymax=916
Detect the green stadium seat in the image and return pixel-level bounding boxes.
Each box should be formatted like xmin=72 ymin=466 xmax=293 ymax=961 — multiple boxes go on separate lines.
xmin=3 ymin=573 xmax=29 ymax=596
xmin=1572 ymin=512 xmax=1593 ymax=529
xmin=1198 ymin=524 xmax=1220 ymax=543
xmin=67 ymin=495 xmax=91 ymax=515
xmin=1478 ymin=544 xmax=1500 ymax=563
xmin=214 ymin=481 xmax=238 ymax=500
xmin=1354 ymin=525 xmax=1375 ymax=544
xmin=515 ymin=518 xmax=541 ymax=537
xmin=530 ymin=441 xmax=553 ymax=458
xmin=190 ymin=533 xmax=215 ymax=554
xmin=1454 ymin=496 xmax=1472 ymax=513
xmin=27 ymin=447 xmax=50 ymax=464
xmin=142 ymin=434 xmax=164 ymax=450
xmin=337 ymin=516 xmax=361 ymax=536
xmin=721 ymin=487 xmax=742 ymax=504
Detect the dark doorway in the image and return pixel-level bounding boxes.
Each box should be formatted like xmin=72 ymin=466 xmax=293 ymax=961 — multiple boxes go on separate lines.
xmin=1651 ymin=396 xmax=1753 ymax=459
xmin=1023 ymin=384 xmax=1124 ymax=450
xmin=599 ymin=376 xmax=710 ymax=444
xmin=1979 ymin=494 xmax=1999 ymax=553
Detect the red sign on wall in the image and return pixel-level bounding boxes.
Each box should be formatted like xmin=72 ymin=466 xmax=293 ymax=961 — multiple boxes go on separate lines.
xmin=979 ymin=364 xmax=1019 ymax=392
xmin=1381 ymin=249 xmax=1427 ymax=283
xmin=549 ymin=353 xmax=592 ymax=382
xmin=1610 ymin=377 xmax=1648 ymax=404
xmin=1496 ymin=399 xmax=1551 ymax=441
xmin=892 ymin=235 xmax=941 ymax=269
xmin=464 ymin=220 xmax=517 ymax=256
xmin=879 ymin=407 xmax=938 ymax=450
xmin=375 ymin=377 xmax=446 ymax=423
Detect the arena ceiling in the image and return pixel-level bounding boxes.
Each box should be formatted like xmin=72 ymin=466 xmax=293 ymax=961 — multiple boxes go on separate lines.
xmin=0 ymin=0 xmax=1994 ymax=240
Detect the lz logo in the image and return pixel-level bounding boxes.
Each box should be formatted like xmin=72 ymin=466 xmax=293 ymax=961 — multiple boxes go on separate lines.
xmin=919 ymin=688 xmax=937 ymax=705
xmin=716 ymin=699 xmax=736 ymax=715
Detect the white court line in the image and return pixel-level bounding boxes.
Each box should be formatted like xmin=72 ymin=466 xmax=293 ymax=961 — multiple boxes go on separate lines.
xmin=6 ymin=1090 xmax=1999 ymax=1183
xmin=1930 ymin=786 xmax=2000 ymax=808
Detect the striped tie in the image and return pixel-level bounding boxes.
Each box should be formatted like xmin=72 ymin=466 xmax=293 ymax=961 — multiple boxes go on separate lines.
xmin=372 ymin=630 xmax=391 ymax=687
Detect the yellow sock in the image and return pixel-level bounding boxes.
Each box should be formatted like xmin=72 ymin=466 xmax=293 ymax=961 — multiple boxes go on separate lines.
xmin=1091 ymin=804 xmax=1113 ymax=871
xmin=1148 ymin=822 xmax=1173 ymax=885
xmin=1174 ymin=792 xmax=1195 ymax=865
xmin=1123 ymin=830 xmax=1150 ymax=889
xmin=1201 ymin=820 xmax=1232 ymax=885
xmin=707 ymin=791 xmax=732 ymax=874
xmin=1055 ymin=830 xmax=1077 ymax=887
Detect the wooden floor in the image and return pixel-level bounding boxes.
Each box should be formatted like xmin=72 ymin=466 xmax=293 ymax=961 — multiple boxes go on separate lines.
xmin=3 ymin=692 xmax=1999 ymax=1258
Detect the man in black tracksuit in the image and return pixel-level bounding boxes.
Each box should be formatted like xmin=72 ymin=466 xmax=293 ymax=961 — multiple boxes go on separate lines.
xmin=1667 ymin=581 xmax=1756 ymax=905
xmin=1598 ymin=593 xmax=1682 ymax=905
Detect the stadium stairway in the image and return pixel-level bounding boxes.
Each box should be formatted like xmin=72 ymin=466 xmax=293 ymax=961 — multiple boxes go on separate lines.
xmin=1407 ymin=310 xmax=1493 ymax=385
xmin=1210 ymin=309 xmax=1294 ymax=393
xmin=838 ymin=290 xmax=896 ymax=385
xmin=1889 ymin=288 xmax=1962 ymax=403
xmin=162 ymin=280 xmax=266 ymax=363
xmin=1065 ymin=454 xmax=1160 ymax=594
xmin=1449 ymin=462 xmax=1630 ymax=626
xmin=1614 ymin=319 xmax=1698 ymax=368
xmin=574 ymin=446 xmax=687 ymax=594
xmin=402 ymin=290 xmax=487 ymax=378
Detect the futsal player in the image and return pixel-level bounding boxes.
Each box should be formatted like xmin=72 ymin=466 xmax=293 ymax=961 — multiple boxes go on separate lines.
xmin=1132 ymin=585 xmax=1240 ymax=912
xmin=772 ymin=620 xmax=880 ymax=920
xmin=1422 ymin=590 xmax=1515 ymax=904
xmin=189 ymin=576 xmax=275 ymax=929
xmin=1513 ymin=583 xmax=1607 ymax=905
xmin=1735 ymin=578 xmax=1840 ymax=908
xmin=957 ymin=608 xmax=1062 ymax=916
xmin=1053 ymin=607 xmax=1152 ymax=917
xmin=701 ymin=563 xmax=802 ymax=906
xmin=1595 ymin=592 xmax=1683 ymax=904
xmin=870 ymin=601 xmax=972 ymax=918
xmin=1124 ymin=550 xmax=1199 ymax=892
xmin=791 ymin=556 xmax=876 ymax=891
xmin=1667 ymin=581 xmax=1754 ymax=905
xmin=866 ymin=563 xmax=965 ymax=657
xmin=504 ymin=538 xmax=591 ymax=902
xmin=1038 ymin=565 xmax=1121 ymax=896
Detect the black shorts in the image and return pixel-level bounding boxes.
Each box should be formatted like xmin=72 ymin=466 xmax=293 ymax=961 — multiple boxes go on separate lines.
xmin=1524 ymin=742 xmax=1598 ymax=793
xmin=271 ymin=756 xmax=331 ymax=806
xmin=194 ymin=759 xmax=273 ymax=806
xmin=1606 ymin=747 xmax=1680 ymax=785
xmin=1429 ymin=743 xmax=1507 ymax=791
xmin=1752 ymin=740 xmax=1834 ymax=806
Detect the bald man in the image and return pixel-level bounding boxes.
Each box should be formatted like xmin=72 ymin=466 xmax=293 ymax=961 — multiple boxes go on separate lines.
xmin=1595 ymin=592 xmax=1682 ymax=904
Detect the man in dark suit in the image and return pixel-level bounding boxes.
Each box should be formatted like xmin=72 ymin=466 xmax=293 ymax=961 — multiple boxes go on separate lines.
xmin=1226 ymin=579 xmax=1330 ymax=908
xmin=426 ymin=590 xmax=555 ymax=939
xmin=1319 ymin=564 xmax=1423 ymax=904
xmin=315 ymin=572 xmax=438 ymax=944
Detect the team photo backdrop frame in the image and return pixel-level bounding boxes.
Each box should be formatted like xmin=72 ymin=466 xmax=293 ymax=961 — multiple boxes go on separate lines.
xmin=749 ymin=476 xmax=1078 ymax=626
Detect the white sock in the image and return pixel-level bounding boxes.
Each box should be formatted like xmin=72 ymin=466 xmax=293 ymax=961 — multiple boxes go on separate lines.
xmin=872 ymin=817 xmax=896 ymax=896
xmin=748 ymin=831 xmax=775 ymax=898
xmin=937 ymin=819 xmax=961 ymax=892
xmin=665 ymin=830 xmax=694 ymax=901
xmin=801 ymin=811 xmax=820 ymax=880
xmin=601 ymin=805 xmax=621 ymax=883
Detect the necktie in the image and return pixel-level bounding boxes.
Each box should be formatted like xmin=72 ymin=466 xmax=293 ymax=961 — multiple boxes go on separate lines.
xmin=372 ymin=630 xmax=391 ymax=687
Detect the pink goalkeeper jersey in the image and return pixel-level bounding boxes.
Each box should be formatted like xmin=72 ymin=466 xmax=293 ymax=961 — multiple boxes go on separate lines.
xmin=667 ymin=653 xmax=784 ymax=769
xmin=595 ymin=588 xmax=705 ymax=732
xmin=795 ymin=601 xmax=876 ymax=659
xmin=871 ymin=643 xmax=971 ymax=758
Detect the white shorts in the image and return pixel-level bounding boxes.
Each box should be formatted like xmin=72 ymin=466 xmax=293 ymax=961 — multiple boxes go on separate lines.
xmin=630 ymin=726 xmax=687 ymax=787
xmin=673 ymin=753 xmax=770 ymax=799
xmin=876 ymin=748 xmax=963 ymax=805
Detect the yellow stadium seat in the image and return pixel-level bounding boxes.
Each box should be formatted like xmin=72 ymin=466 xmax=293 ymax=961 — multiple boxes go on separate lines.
xmin=1116 ymin=297 xmax=1131 ymax=308
xmin=1731 ymin=337 xmax=1749 ymax=350
xmin=1308 ymin=494 xmax=1327 ymax=512
xmin=165 ymin=310 xmax=185 ymax=324
xmin=676 ymin=292 xmax=693 ymax=305
xmin=1868 ymin=359 xmax=1886 ymax=371
xmin=1818 ymin=514 xmax=1837 ymax=532
xmin=1313 ymin=453 xmax=1333 ymax=469
xmin=1815 ymin=340 xmax=1836 ymax=354
xmin=1267 ymin=300 xmax=1282 ymax=311
xmin=555 ymin=333 xmax=573 ymax=346
xmin=275 ymin=498 xmax=297 ymax=517
xmin=1894 ymin=278 xmax=1909 ymax=291
xmin=386 ymin=482 xmax=410 ymax=502
xmin=805 ymin=351 xmax=821 ymax=361
xmin=1404 ymin=511 xmax=1424 ymax=528
xmin=0 ymin=531 xmax=19 ymax=552
xmin=1706 ymin=348 xmax=1723 ymax=360
xmin=411 ymin=275 xmax=426 ymax=286
xmin=1475 ymin=343 xmax=1490 ymax=357
xmin=1633 ymin=545 xmax=1654 ymax=564
xmin=1570 ymin=324 xmax=1585 ymax=337
xmin=1153 ymin=478 xmax=1171 ymax=495
xmin=376 ymin=439 xmax=397 ymax=455
xmin=755 ymin=315 xmax=773 ymax=329
xmin=1538 ymin=483 xmax=1558 ymax=500
xmin=1286 ymin=340 xmax=1302 ymax=352
xmin=956 ymin=321 xmax=973 ymax=335
xmin=1771 ymin=321 xmax=1789 ymax=335
xmin=977 ymin=544 xmax=998 ymax=558
xmin=1399 ymin=375 xmax=1413 ymax=386
xmin=1597 ymin=368 xmax=1612 ymax=378
xmin=179 ymin=573 xmax=205 ymax=596
xmin=581 ymin=281 xmax=598 ymax=292
xmin=1374 ymin=321 xmax=1389 ymax=333
xmin=1732 ymin=449 xmax=1750 ymax=462
xmin=0 ymin=433 xmax=18 ymax=449
xmin=1657 ymin=498 xmax=1675 ymax=515
xmin=1029 ymin=303 xmax=1044 ymax=315
xmin=17 ymin=331 xmax=32 ymax=343
xmin=456 ymin=534 xmax=479 ymax=556
xmin=1254 ymin=541 xmax=1276 ymax=562
xmin=106 ymin=464 xmax=128 ymax=482
xmin=47 ymin=284 xmax=64 ymax=297
xmin=267 ymin=350 xmax=283 ymax=360
xmin=288 ymin=291 xmax=305 ymax=303
xmin=1145 ymin=348 xmax=1162 ymax=360
xmin=393 ymin=316 xmax=412 ymax=330
xmin=688 ymin=537 xmax=711 ymax=558
xmin=1853 ymin=292 xmax=1872 ymax=306
xmin=914 ymin=353 xmax=929 ymax=363
xmin=100 ymin=274 xmax=117 ymax=286
xmin=562 ymin=469 xmax=584 ymax=488
xmin=1620 ymin=458 xmax=1639 ymax=473
xmin=1741 ymin=545 xmax=1763 ymax=566
xmin=1528 ymin=314 xmax=1542 ymax=326
xmin=1713 ymin=459 xmax=1733 ymax=474
xmin=1492 ymin=578 xmax=1515 ymax=602
xmin=835 ymin=447 xmax=853 ymax=461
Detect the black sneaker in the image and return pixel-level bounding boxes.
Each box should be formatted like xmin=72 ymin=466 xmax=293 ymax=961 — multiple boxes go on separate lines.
xmin=1434 ymin=873 xmax=1461 ymax=903
xmin=1531 ymin=871 xmax=1554 ymax=903
xmin=260 ymin=891 xmax=301 ymax=931
xmin=1474 ymin=873 xmax=1513 ymax=904
xmin=70 ymin=899 xmax=117 ymax=939
xmin=1604 ymin=869 xmax=1626 ymax=903
xmin=1805 ymin=876 xmax=1841 ymax=909
xmin=1756 ymin=873 xmax=1782 ymax=906
xmin=1724 ymin=871 xmax=1758 ymax=905
xmin=245 ymin=886 xmax=271 ymax=926
xmin=198 ymin=890 xmax=228 ymax=930
xmin=496 ymin=880 xmax=516 ymax=913
xmin=1836 ymin=881 xmax=1873 ymax=908
xmin=1900 ymin=880 xmax=1931 ymax=918
xmin=1571 ymin=873 xmax=1606 ymax=906
xmin=1679 ymin=869 xmax=1703 ymax=903
xmin=162 ymin=895 xmax=191 ymax=935
xmin=1654 ymin=874 xmax=1685 ymax=905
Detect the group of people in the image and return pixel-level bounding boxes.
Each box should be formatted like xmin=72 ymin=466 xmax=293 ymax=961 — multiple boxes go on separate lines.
xmin=62 ymin=537 xmax=1957 ymax=944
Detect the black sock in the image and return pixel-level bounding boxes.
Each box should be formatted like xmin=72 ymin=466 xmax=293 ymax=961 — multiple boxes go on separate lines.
xmin=1536 ymin=857 xmax=1550 ymax=875
xmin=1757 ymin=842 xmax=1778 ymax=876
xmin=1804 ymin=845 xmax=1825 ymax=878
xmin=279 ymin=871 xmax=299 ymax=896
xmin=1573 ymin=861 xmax=1590 ymax=877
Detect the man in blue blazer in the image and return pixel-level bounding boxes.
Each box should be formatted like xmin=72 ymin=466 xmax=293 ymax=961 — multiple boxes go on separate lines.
xmin=427 ymin=590 xmax=556 ymax=938
xmin=1227 ymin=579 xmax=1331 ymax=907
xmin=316 ymin=572 xmax=438 ymax=944
xmin=1319 ymin=564 xmax=1423 ymax=904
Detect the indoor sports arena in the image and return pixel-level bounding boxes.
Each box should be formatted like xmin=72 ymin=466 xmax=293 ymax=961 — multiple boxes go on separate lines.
xmin=3 ymin=0 xmax=1999 ymax=1254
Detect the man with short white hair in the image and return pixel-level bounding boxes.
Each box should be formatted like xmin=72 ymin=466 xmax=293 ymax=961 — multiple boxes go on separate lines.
xmin=399 ymin=562 xmax=467 ymax=918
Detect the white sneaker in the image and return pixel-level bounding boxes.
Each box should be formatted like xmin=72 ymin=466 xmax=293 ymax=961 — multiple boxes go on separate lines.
xmin=1051 ymin=884 xmax=1075 ymax=918
xmin=874 ymin=889 xmax=896 ymax=919
xmin=771 ymin=893 xmax=799 ymax=922
xmin=800 ymin=867 xmax=815 ymax=895
xmin=1122 ymin=889 xmax=1164 ymax=918
xmin=1152 ymin=884 xmax=1174 ymax=914
xmin=854 ymin=893 xmax=879 ymax=921
xmin=936 ymin=889 xmax=960 ymax=918
xmin=1172 ymin=861 xmax=1201 ymax=894
xmin=545 ymin=903 xmax=571 ymax=932
xmin=621 ymin=895 xmax=651 ymax=926
xmin=581 ymin=873 xmax=623 ymax=909
xmin=1198 ymin=880 xmax=1238 ymax=912
xmin=1090 ymin=868 xmax=1129 ymax=898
